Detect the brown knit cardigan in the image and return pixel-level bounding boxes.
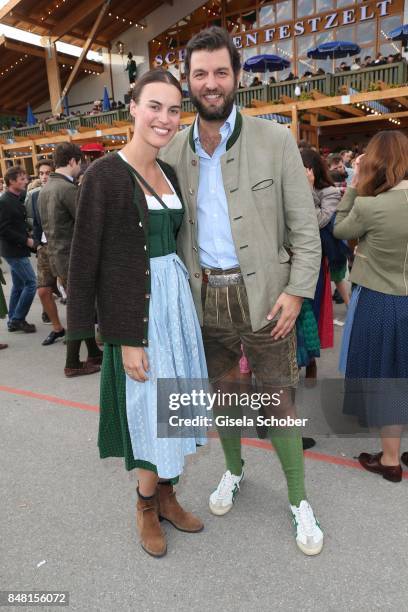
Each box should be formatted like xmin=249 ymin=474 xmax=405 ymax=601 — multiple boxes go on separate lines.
xmin=67 ymin=152 xmax=183 ymax=347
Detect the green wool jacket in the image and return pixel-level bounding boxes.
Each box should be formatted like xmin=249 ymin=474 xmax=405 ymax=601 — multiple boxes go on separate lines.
xmin=38 ymin=172 xmax=78 ymax=280
xmin=160 ymin=112 xmax=321 ymax=332
xmin=334 ymin=183 xmax=408 ymax=296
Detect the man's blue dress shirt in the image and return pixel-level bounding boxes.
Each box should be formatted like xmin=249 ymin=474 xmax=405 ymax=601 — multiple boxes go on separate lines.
xmin=193 ymin=104 xmax=240 ymax=270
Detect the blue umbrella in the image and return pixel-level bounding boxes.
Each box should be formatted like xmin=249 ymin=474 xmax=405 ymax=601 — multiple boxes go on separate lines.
xmin=102 ymin=86 xmax=111 ymax=112
xmin=388 ymin=24 xmax=408 ymax=50
xmin=243 ymin=54 xmax=290 ymax=73
xmin=26 ymin=104 xmax=37 ymax=126
xmin=307 ymin=41 xmax=361 ymax=72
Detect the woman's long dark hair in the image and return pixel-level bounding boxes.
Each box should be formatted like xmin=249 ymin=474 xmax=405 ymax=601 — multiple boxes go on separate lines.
xmin=300 ymin=149 xmax=334 ymax=190
xmin=357 ymin=130 xmax=408 ymax=196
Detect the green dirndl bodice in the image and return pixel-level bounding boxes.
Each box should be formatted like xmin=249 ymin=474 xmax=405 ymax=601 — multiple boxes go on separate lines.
xmin=0 ymin=268 xmax=8 ymax=319
xmin=98 ymin=180 xmax=184 ymax=480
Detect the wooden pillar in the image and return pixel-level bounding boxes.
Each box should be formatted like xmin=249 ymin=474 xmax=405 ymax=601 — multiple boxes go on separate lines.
xmin=44 ymin=39 xmax=63 ymax=116
xmin=0 ymin=144 xmax=6 ymax=177
xmin=291 ymin=104 xmax=298 ymax=141
xmin=30 ymin=140 xmax=38 ymax=171
xmin=108 ymin=45 xmax=115 ymax=102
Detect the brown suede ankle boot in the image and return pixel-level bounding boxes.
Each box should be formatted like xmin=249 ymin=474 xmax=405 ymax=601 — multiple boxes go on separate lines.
xmin=136 ymin=488 xmax=167 ymax=557
xmin=158 ymin=483 xmax=204 ymax=532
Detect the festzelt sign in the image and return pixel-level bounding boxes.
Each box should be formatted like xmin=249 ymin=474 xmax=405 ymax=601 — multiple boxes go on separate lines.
xmin=154 ymin=0 xmax=394 ymax=66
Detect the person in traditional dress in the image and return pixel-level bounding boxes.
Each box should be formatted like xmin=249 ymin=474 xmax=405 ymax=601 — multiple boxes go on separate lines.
xmin=67 ymin=69 xmax=207 ymax=557
xmin=335 ymin=131 xmax=408 ymax=482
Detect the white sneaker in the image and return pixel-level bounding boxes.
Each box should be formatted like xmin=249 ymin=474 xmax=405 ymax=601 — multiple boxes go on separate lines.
xmin=290 ymin=500 xmax=324 ymax=555
xmin=209 ymin=470 xmax=244 ymax=516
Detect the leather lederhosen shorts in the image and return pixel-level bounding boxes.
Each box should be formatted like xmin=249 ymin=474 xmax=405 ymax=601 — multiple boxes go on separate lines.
xmin=201 ymin=267 xmax=298 ymax=387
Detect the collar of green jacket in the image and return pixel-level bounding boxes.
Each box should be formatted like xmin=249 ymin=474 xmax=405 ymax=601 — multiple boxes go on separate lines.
xmin=188 ymin=111 xmax=243 ymax=153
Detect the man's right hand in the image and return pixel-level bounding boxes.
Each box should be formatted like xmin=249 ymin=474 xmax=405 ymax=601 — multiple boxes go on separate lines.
xmin=121 ymin=346 xmax=150 ymax=382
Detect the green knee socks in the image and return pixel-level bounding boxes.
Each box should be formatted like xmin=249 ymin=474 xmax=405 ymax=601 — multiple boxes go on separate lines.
xmin=219 ymin=429 xmax=306 ymax=506
xmin=268 ymin=429 xmax=306 ymax=507
xmin=219 ymin=433 xmax=244 ymax=477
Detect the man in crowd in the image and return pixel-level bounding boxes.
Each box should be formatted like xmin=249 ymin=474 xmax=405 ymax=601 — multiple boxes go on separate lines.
xmin=350 ymin=57 xmax=361 ymax=71
xmin=0 ymin=166 xmax=36 ymax=333
xmin=39 ymin=142 xmax=102 ymax=376
xmin=28 ymin=160 xmax=66 ymax=346
xmin=327 ymin=153 xmax=348 ymax=194
xmin=340 ymin=149 xmax=354 ymax=184
xmin=161 ymin=26 xmax=323 ymax=555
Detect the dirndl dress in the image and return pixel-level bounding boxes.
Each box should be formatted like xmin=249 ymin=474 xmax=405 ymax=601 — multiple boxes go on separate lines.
xmin=98 ymin=162 xmax=207 ymax=480
xmin=341 ymin=286 xmax=408 ymax=427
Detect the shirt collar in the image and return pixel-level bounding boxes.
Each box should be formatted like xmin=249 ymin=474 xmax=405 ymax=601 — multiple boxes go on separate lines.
xmin=193 ymin=104 xmax=237 ymax=145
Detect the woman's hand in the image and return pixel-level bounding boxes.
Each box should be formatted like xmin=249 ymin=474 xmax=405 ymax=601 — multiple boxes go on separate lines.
xmin=122 ymin=346 xmax=150 ymax=382
xmin=351 ymin=154 xmax=364 ymax=188
xmin=305 ymin=167 xmax=315 ymax=187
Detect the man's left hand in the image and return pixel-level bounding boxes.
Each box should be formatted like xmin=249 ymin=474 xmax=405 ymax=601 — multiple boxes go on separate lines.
xmin=267 ymin=293 xmax=303 ymax=340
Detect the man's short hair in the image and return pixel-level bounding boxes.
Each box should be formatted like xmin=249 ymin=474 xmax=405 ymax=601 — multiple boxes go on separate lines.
xmin=53 ymin=142 xmax=82 ymax=169
xmin=184 ymin=26 xmax=241 ymax=79
xmin=327 ymin=153 xmax=343 ymax=167
xmin=36 ymin=159 xmax=55 ymax=173
xmin=4 ymin=165 xmax=26 ymax=187
xmin=340 ymin=149 xmax=352 ymax=157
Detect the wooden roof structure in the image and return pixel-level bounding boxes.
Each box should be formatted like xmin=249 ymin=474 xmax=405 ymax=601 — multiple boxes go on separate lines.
xmin=0 ymin=0 xmax=171 ymax=49
xmin=0 ymin=35 xmax=104 ymax=114
xmin=0 ymin=0 xmax=172 ymax=114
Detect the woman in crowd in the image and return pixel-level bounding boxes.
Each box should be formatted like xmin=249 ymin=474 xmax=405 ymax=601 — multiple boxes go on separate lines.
xmin=334 ymin=131 xmax=408 ymax=482
xmin=300 ymin=149 xmax=348 ymax=379
xmin=67 ymin=69 xmax=207 ymax=557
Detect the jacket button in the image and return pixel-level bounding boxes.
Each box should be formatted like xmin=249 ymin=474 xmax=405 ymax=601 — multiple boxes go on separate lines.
xmin=194 ymin=272 xmax=200 ymax=278
xmin=145 ymin=270 xmax=150 ymax=275
xmin=143 ymin=317 xmax=148 ymax=323
xmin=145 ymin=293 xmax=150 ymax=299
xmin=189 ymin=219 xmax=195 ymax=224
xmin=142 ymin=339 xmax=147 ymax=345
xmin=191 ymin=159 xmax=197 ymax=166
xmin=144 ymin=245 xmax=147 ymax=251
xmin=193 ymin=246 xmax=197 ymax=252
xmin=139 ymin=222 xmax=143 ymax=228
xmin=189 ymin=188 xmax=194 ymax=195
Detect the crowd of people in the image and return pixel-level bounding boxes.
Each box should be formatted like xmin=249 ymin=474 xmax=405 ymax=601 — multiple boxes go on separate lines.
xmin=243 ymin=51 xmax=405 ymax=86
xmin=1 ymin=26 xmax=407 ymax=562
xmin=0 ymin=100 xmax=127 ymax=132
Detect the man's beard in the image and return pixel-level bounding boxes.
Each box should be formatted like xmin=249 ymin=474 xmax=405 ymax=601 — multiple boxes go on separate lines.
xmin=189 ymin=88 xmax=236 ymax=122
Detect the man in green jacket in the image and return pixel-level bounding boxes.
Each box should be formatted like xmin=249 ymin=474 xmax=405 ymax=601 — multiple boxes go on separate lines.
xmin=39 ymin=142 xmax=102 ymax=377
xmin=161 ymin=27 xmax=323 ymax=555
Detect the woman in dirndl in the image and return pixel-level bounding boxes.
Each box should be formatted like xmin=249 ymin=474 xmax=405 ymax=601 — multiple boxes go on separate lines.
xmin=67 ymin=69 xmax=208 ymax=557
xmin=335 ymin=131 xmax=408 ymax=483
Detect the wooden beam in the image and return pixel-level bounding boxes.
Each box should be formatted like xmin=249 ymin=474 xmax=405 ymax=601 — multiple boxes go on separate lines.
xmin=1 ymin=11 xmax=107 ymax=48
xmin=58 ymin=0 xmax=110 ymax=109
xmin=306 ymin=108 xmax=342 ymax=120
xmin=316 ymin=110 xmax=408 ymax=127
xmin=52 ymin=0 xmax=107 ymax=41
xmin=44 ymin=39 xmax=62 ymax=116
xmin=0 ymin=0 xmax=23 ymax=21
xmin=0 ymin=37 xmax=103 ymax=72
xmin=296 ymin=87 xmax=408 ymax=111
xmin=291 ymin=105 xmax=298 ymax=140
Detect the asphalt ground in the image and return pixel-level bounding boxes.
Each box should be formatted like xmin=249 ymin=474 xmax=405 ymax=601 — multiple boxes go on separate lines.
xmin=1 ymin=264 xmax=407 ymax=612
